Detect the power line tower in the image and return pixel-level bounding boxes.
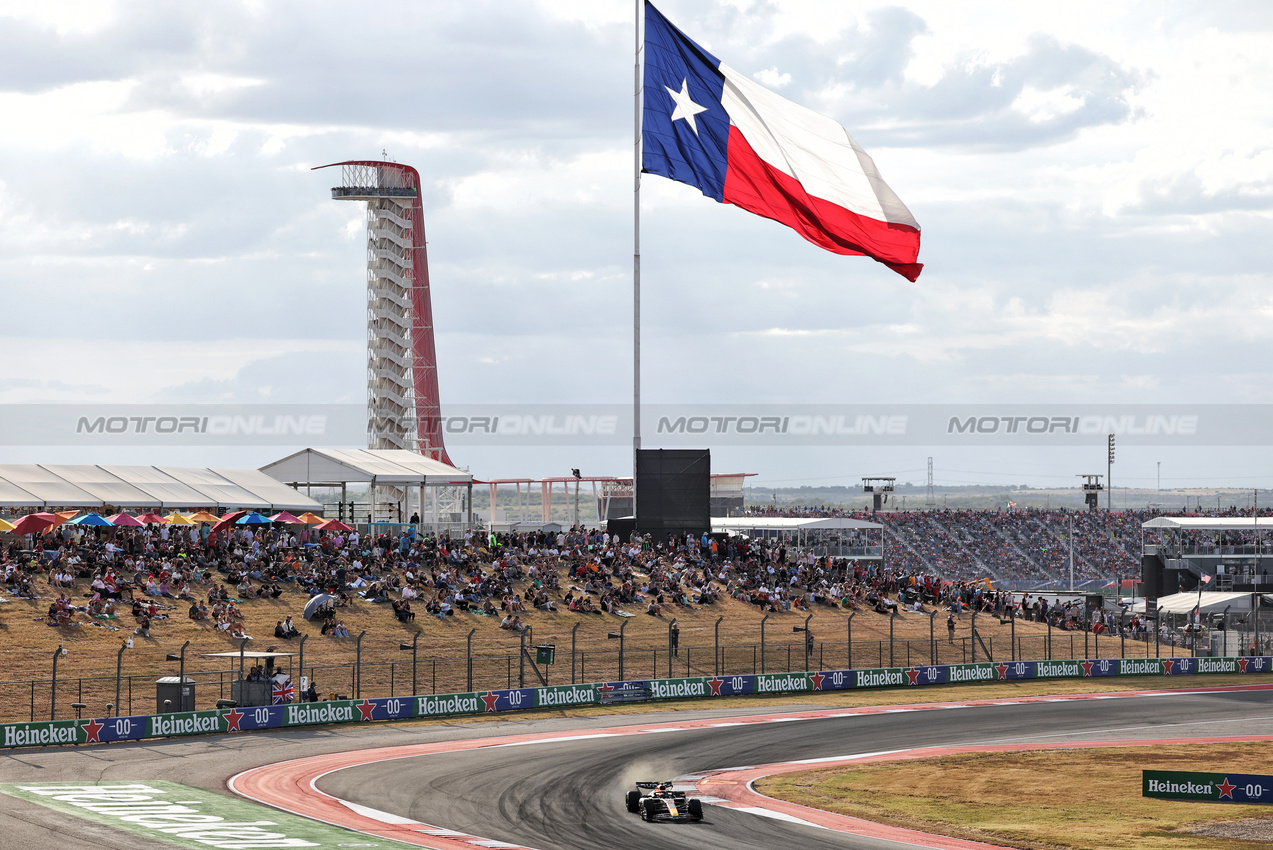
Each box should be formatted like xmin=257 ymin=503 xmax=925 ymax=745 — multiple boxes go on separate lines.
xmin=315 ymin=160 xmax=452 ymax=465
xmin=926 ymin=457 xmax=935 ymax=507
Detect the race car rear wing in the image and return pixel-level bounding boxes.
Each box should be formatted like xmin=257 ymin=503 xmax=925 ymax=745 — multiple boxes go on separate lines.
xmin=635 ymin=782 xmax=662 ymax=789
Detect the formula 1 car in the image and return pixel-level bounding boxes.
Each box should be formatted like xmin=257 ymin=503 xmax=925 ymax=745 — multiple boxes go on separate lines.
xmin=625 ymin=781 xmax=704 ymax=822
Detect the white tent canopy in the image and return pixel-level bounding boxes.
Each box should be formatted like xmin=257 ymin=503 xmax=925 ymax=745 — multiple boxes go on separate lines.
xmin=261 ymin=448 xmax=473 ymax=487
xmin=1142 ymin=591 xmax=1271 ymax=615
xmin=0 ymin=464 xmax=322 ymax=512
xmin=1143 ymin=517 xmax=1273 ymax=531
xmin=711 ymin=516 xmax=882 ymax=532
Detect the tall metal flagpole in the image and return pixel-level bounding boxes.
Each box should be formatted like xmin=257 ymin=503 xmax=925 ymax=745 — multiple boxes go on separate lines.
xmin=633 ymin=0 xmax=643 ymax=519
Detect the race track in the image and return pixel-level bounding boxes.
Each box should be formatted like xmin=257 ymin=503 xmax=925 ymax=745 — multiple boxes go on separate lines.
xmin=3 ymin=686 xmax=1271 ymax=850
xmin=314 ymin=686 xmax=1273 ymax=850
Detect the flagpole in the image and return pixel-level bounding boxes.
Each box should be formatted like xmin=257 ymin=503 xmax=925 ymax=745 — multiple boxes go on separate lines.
xmin=633 ymin=0 xmax=643 ymax=520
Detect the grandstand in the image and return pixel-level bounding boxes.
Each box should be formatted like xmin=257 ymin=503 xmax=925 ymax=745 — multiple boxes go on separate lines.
xmin=741 ymin=506 xmax=1154 ymax=584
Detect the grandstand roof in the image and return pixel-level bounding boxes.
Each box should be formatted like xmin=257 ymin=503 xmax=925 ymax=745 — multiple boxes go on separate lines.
xmin=711 ymin=516 xmax=881 ymax=532
xmin=261 ymin=448 xmax=473 ymax=486
xmin=0 ymin=464 xmax=322 ymax=511
xmin=1142 ymin=517 xmax=1273 ymax=531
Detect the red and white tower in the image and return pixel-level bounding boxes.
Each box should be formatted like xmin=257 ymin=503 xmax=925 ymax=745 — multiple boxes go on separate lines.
xmin=314 ymin=160 xmax=452 ymax=465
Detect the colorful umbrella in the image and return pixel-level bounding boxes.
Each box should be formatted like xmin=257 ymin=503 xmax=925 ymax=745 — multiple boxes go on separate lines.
xmin=53 ymin=510 xmax=79 ymax=527
xmin=69 ymin=513 xmax=113 ymax=527
xmin=0 ymin=518 xmax=15 ymax=533
xmin=235 ymin=512 xmax=272 ymax=525
xmin=298 ymin=512 xmax=326 ymax=525
xmin=11 ymin=513 xmax=59 ymax=535
xmin=212 ymin=510 xmax=247 ymax=534
xmin=108 ymin=513 xmax=145 ymax=528
xmin=315 ymin=519 xmax=353 ymax=532
xmin=189 ymin=510 xmax=220 ymax=523
xmin=137 ymin=512 xmax=168 ymax=524
xmin=268 ymin=511 xmax=304 ymax=524
xmin=165 ymin=512 xmax=196 ymax=525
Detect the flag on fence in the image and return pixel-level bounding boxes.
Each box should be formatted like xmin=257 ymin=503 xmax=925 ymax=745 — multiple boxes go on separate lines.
xmin=641 ymin=1 xmax=922 ymax=280
xmin=272 ymin=679 xmax=294 ymax=704
xmin=1201 ymin=574 xmax=1212 ymax=584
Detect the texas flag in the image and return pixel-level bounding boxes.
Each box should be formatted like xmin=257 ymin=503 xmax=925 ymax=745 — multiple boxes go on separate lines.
xmin=642 ymin=2 xmax=922 ymax=280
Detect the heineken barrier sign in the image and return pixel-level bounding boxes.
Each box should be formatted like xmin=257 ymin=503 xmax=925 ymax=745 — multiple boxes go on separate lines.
xmin=1 ymin=656 xmax=1268 ymax=750
xmin=1144 ymin=770 xmax=1273 ymax=804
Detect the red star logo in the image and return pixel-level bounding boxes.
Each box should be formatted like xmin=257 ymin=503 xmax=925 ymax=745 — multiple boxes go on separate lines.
xmin=996 ymin=663 xmax=1009 ymax=681
xmin=905 ymin=667 xmax=921 ymax=685
xmin=1218 ymin=778 xmax=1236 ymax=799
xmin=357 ymin=699 xmax=377 ymax=722
xmin=707 ymin=677 xmax=724 ymax=696
xmin=1239 ymin=657 xmax=1250 ymax=673
xmin=1081 ymin=660 xmax=1094 ymax=677
xmin=223 ymin=708 xmax=244 ymax=732
xmin=810 ymin=672 xmax=825 ymax=691
xmin=599 ymin=682 xmax=614 ymax=695
xmin=81 ymin=718 xmax=104 ymax=744
xmin=481 ymin=691 xmax=501 ymax=712
xmin=1162 ymin=659 xmax=1175 ymax=674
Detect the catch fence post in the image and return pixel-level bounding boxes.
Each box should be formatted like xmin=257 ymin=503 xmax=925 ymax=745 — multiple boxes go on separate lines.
xmin=760 ymin=614 xmax=770 ymax=674
xmin=713 ymin=616 xmax=724 ymax=676
xmin=847 ymin=612 xmax=854 ymax=669
xmin=571 ymin=623 xmax=580 ymax=685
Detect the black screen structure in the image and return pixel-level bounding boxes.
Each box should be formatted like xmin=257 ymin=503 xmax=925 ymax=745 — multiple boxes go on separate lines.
xmin=635 ymin=449 xmax=710 ymax=536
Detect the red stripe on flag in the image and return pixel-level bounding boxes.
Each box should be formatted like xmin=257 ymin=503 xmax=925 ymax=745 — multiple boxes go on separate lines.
xmin=721 ymin=126 xmax=922 ymax=281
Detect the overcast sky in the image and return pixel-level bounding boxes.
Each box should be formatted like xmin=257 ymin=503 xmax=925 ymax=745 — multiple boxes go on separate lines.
xmin=1 ymin=1 xmax=1271 ymax=492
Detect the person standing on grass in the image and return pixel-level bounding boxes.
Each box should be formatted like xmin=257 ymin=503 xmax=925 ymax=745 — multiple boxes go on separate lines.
xmin=947 ymin=612 xmax=956 ymax=644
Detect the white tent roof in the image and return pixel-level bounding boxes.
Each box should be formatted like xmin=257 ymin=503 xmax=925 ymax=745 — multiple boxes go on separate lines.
xmin=47 ymin=464 xmax=164 ymax=508
xmin=160 ymin=467 xmax=271 ymax=510
xmin=711 ymin=516 xmax=881 ymax=532
xmin=261 ymin=448 xmax=473 ymax=486
xmin=0 ymin=464 xmax=101 ymax=507
xmin=0 ymin=476 xmax=40 ymax=508
xmin=1143 ymin=517 xmax=1273 ymax=530
xmin=1149 ymin=591 xmax=1270 ymax=614
xmin=0 ymin=464 xmax=322 ymax=512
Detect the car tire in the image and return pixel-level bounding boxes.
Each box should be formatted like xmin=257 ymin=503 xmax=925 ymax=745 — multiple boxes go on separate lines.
xmin=626 ymin=791 xmax=641 ymax=813
xmin=641 ymin=800 xmax=654 ymax=822
xmin=688 ymin=798 xmax=703 ymax=820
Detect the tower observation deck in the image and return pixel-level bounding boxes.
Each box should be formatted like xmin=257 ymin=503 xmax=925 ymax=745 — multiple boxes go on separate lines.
xmin=314 ymin=161 xmax=452 ymax=465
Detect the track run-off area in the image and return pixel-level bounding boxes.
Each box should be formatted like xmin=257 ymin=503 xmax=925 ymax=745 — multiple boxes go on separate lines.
xmin=3 ymin=683 xmax=1272 ymax=850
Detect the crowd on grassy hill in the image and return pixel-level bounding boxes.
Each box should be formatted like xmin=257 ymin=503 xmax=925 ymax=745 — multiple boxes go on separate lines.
xmin=0 ymin=513 xmax=1172 ymax=654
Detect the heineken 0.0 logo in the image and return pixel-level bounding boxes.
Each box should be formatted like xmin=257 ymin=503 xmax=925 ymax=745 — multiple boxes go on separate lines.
xmin=1143 ymin=770 xmax=1273 ymax=804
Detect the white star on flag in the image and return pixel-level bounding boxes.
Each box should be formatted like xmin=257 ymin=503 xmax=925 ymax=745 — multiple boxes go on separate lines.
xmin=664 ymin=78 xmax=708 ymax=135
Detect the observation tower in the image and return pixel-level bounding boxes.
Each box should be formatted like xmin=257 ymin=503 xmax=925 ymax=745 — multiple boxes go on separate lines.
xmin=313 ymin=160 xmax=452 ymax=465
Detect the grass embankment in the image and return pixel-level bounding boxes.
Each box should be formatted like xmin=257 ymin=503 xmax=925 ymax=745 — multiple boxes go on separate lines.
xmin=1 ymin=567 xmax=1168 ymax=722
xmin=758 ymin=742 xmax=1273 ymax=850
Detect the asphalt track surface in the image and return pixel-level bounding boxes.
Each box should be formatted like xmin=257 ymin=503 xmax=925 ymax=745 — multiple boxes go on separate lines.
xmin=1 ymin=687 xmax=1271 ymax=850
xmin=316 ymin=688 xmax=1273 ymax=850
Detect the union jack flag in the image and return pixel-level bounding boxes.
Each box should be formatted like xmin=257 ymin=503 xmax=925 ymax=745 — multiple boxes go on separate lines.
xmin=272 ymin=679 xmax=294 ymax=704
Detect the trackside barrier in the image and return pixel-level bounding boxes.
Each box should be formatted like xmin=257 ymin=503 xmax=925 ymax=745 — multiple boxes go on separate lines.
xmin=2 ymin=655 xmax=1267 ymax=749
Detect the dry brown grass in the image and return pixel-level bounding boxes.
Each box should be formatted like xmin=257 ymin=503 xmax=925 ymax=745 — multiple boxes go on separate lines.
xmin=758 ymin=742 xmax=1273 ymax=850
xmin=1 ymin=569 xmax=1167 ymax=721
